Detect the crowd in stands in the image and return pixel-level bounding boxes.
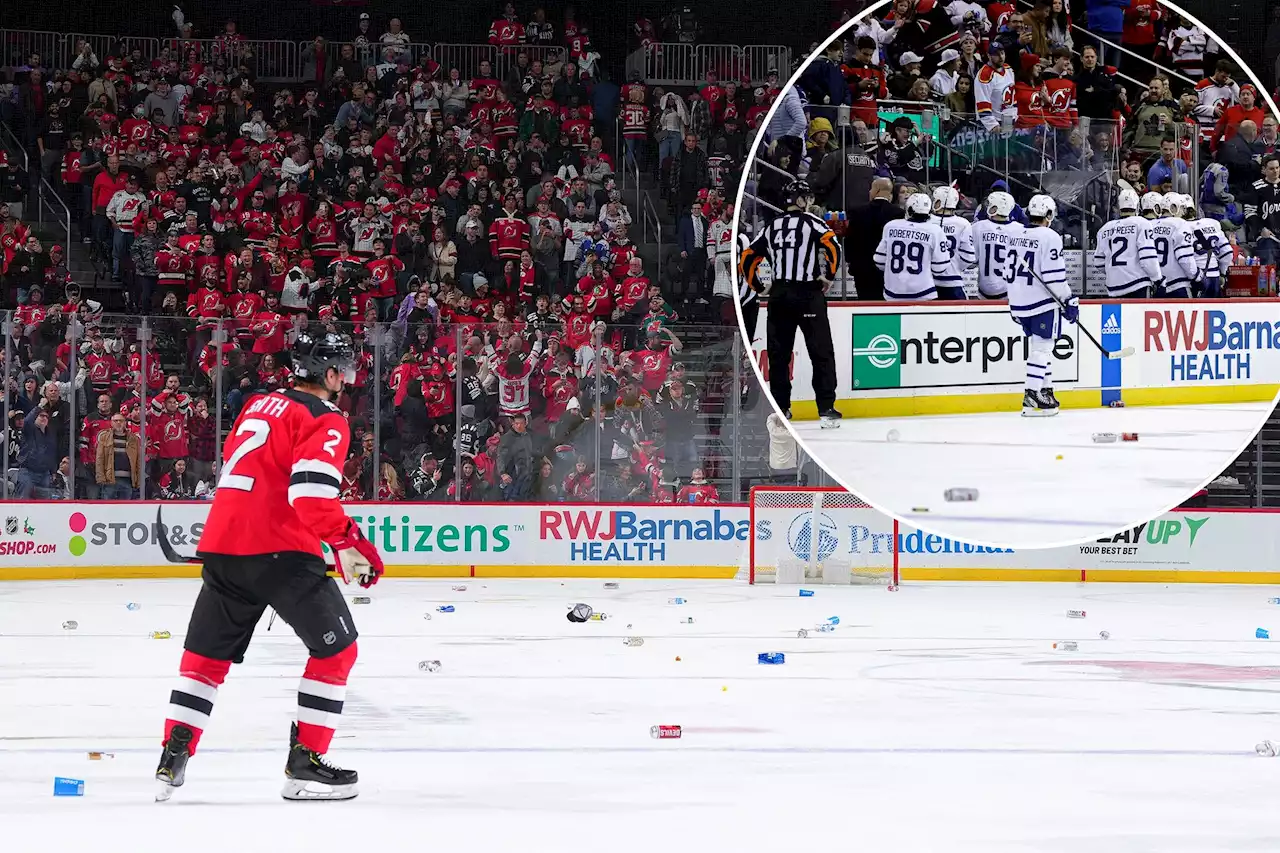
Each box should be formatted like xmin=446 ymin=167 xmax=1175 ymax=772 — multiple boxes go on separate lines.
xmin=747 ymin=0 xmax=1276 ymax=284
xmin=0 ymin=4 xmax=769 ymax=505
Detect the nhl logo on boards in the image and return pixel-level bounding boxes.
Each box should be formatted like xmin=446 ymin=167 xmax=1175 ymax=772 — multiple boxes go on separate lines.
xmin=5 ymin=516 xmax=17 ymax=535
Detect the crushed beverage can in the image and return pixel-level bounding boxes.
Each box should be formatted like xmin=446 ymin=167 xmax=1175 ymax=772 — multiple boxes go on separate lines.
xmin=1066 ymin=610 xmax=1087 ymax=618
xmin=126 ymin=603 xmax=141 ymax=611
xmin=1053 ymin=641 xmax=1078 ymax=651
xmin=944 ymin=488 xmax=979 ymax=502
xmin=1121 ymin=433 xmax=1139 ymax=441
xmin=150 ymin=631 xmax=171 ymax=640
xmin=623 ymin=637 xmax=645 ymax=646
xmin=604 ymin=582 xmax=620 ymax=589
xmin=650 ymin=725 xmax=682 ymax=739
xmin=418 ymin=660 xmax=441 ymax=672
xmin=813 ymin=623 xmax=835 ymax=633
xmin=680 ymin=617 xmax=695 ymax=624
xmin=452 ymin=585 xmax=467 ymax=592
xmin=87 ymin=752 xmax=113 ymax=760
xmin=798 ymin=589 xmax=814 ymax=597
xmin=1109 ymin=400 xmax=1126 ymax=408
xmin=589 ymin=612 xmax=609 ymax=621
xmin=668 ymin=598 xmax=686 ymax=605
xmin=1099 ymin=631 xmax=1110 ymax=640
xmin=436 ymin=605 xmax=455 ymax=613
xmin=1092 ymin=433 xmax=1120 ymax=443
xmin=758 ymin=652 xmax=786 ymax=665
xmin=53 ymin=778 xmax=84 ymax=797
xmin=62 ymin=621 xmax=77 ymax=630
xmin=352 ymin=596 xmax=371 ymax=605
xmin=797 ymin=629 xmax=809 ymax=638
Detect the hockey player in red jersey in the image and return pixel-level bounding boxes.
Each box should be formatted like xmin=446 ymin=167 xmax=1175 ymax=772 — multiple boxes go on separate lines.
xmin=155 ymin=331 xmax=384 ymax=803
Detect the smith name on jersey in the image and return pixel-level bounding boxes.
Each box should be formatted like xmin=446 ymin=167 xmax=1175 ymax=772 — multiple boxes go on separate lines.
xmin=198 ymin=389 xmax=352 ymax=559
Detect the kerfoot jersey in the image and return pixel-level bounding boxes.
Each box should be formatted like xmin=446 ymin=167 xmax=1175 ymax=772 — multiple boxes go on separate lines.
xmin=198 ymin=389 xmax=351 ymax=558
xmin=1007 ymin=225 xmax=1070 ymax=320
xmin=1093 ymin=217 xmax=1157 ymax=297
xmin=873 ymin=219 xmax=950 ymax=301
xmin=970 ymin=218 xmax=1016 ymax=298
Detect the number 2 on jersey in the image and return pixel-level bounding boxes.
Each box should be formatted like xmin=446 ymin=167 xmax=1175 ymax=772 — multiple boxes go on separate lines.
xmin=218 ymin=419 xmax=271 ymax=492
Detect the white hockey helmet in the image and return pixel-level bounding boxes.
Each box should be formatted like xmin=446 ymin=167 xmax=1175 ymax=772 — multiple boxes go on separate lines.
xmin=932 ymin=185 xmax=959 ymax=213
xmin=1178 ymin=193 xmax=1198 ymax=218
xmin=1141 ymin=191 xmax=1165 ymax=216
xmin=1027 ymin=194 xmax=1056 ymax=221
xmin=1117 ymin=187 xmax=1140 ymax=214
xmin=906 ymin=192 xmax=933 ymax=217
xmin=986 ymin=191 xmax=1016 ymax=221
xmin=1163 ymin=194 xmax=1184 ymax=218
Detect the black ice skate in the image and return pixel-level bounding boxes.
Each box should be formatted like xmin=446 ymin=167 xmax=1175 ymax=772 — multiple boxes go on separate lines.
xmin=1021 ymin=389 xmax=1058 ymax=418
xmin=818 ymin=408 xmax=843 ymax=430
xmin=155 ymin=724 xmax=193 ymax=802
xmin=282 ymin=722 xmax=359 ymax=801
xmin=1042 ymin=388 xmax=1061 ymax=410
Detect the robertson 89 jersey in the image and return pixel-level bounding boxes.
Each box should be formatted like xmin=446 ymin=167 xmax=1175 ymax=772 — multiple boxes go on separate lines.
xmin=198 ymin=389 xmax=352 ymax=559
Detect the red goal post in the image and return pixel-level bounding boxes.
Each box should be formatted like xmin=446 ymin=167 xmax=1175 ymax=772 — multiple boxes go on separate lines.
xmin=746 ymin=486 xmax=900 ymax=588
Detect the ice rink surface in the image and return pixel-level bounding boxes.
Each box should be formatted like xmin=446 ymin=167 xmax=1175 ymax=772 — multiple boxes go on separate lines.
xmin=791 ymin=402 xmax=1271 ymax=548
xmin=5 ymin=578 xmax=1280 ymax=852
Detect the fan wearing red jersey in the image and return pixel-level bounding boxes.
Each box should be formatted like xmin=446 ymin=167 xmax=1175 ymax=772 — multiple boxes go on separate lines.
xmin=155 ymin=331 xmax=383 ymax=804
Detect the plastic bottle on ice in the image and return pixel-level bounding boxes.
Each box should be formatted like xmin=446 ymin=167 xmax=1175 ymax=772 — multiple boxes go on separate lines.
xmin=1066 ymin=610 xmax=1086 ymax=618
xmin=668 ymin=598 xmax=686 ymax=605
xmin=944 ymin=488 xmax=979 ymax=502
xmin=126 ymin=603 xmax=141 ymax=611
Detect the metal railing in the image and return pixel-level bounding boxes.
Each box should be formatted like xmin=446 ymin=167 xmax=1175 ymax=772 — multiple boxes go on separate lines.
xmin=643 ymin=42 xmax=790 ymax=86
xmin=642 ymin=190 xmax=663 ymax=266
xmin=35 ymin=176 xmax=71 ymax=267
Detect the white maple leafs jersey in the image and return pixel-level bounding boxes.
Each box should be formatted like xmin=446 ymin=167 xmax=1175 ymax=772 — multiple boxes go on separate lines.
xmin=933 ymin=214 xmax=977 ymax=290
xmin=1007 ymin=225 xmax=1070 ymax=320
xmin=969 ymin=218 xmax=1018 ymax=298
xmin=1145 ymin=217 xmax=1198 ymax=295
xmin=873 ymin=219 xmax=951 ymax=301
xmin=1189 ymin=217 xmax=1233 ymax=282
xmin=1093 ymin=217 xmax=1158 ymax=297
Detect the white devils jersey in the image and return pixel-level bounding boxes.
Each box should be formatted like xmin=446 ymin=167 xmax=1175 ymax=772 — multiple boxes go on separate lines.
xmin=969 ymin=218 xmax=1018 ymax=298
xmin=873 ymin=219 xmax=951 ymax=301
xmin=975 ymin=63 xmax=1016 ymax=130
xmin=934 ymin=214 xmax=977 ymax=290
xmin=1093 ymin=217 xmax=1158 ymax=297
xmin=1007 ymin=225 xmax=1070 ymax=320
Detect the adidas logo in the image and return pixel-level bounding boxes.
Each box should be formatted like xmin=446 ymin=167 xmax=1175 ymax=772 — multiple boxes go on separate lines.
xmin=1101 ymin=315 xmax=1120 ymax=334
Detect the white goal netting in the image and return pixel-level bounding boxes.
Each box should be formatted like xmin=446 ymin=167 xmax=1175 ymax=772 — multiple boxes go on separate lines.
xmin=740 ymin=487 xmax=899 ymax=588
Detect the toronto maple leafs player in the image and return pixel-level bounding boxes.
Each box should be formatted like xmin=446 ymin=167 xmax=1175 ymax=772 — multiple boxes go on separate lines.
xmin=969 ymin=191 xmax=1018 ymax=299
xmin=932 ymin=185 xmax=977 ymax=300
xmin=1093 ymin=189 xmax=1157 ymax=298
xmin=873 ymin=193 xmax=951 ymax=301
xmin=1009 ymin=194 xmax=1075 ymax=417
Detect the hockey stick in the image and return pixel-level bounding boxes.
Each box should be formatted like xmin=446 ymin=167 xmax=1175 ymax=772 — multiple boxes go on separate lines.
xmin=156 ymin=507 xmax=279 ymax=629
xmin=156 ymin=506 xmax=202 ymax=564
xmin=1020 ymin=263 xmax=1135 ymax=360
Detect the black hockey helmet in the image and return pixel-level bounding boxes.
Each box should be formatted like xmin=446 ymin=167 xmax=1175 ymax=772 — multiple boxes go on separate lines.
xmin=292 ymin=330 xmax=356 ymax=384
xmin=785 ymin=179 xmax=814 ymax=205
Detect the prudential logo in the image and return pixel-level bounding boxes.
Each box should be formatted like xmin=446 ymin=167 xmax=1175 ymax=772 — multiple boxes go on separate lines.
xmin=851 ymin=314 xmax=902 ymax=389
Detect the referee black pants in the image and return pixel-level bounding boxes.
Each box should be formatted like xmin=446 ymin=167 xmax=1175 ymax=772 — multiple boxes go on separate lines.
xmin=766 ymin=284 xmax=837 ymax=414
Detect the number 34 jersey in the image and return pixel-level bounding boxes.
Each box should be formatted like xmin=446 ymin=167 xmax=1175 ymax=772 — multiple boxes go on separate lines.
xmin=198 ymin=389 xmax=352 ymax=559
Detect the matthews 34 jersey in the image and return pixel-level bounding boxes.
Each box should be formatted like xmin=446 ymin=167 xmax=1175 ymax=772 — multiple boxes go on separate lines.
xmin=1007 ymin=225 xmax=1070 ymax=320
xmin=1093 ymin=217 xmax=1159 ymax=297
xmin=873 ymin=219 xmax=951 ymax=301
xmin=198 ymin=389 xmax=351 ymax=559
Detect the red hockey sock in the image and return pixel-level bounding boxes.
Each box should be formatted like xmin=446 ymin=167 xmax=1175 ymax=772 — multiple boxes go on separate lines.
xmin=296 ymin=642 xmax=357 ymax=755
xmin=164 ymin=651 xmax=231 ymax=755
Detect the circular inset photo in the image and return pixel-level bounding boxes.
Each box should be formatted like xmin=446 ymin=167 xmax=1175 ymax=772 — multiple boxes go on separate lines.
xmin=734 ymin=0 xmax=1279 ymax=547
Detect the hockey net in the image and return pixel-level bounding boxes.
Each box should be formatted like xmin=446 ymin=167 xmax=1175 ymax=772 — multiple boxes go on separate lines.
xmin=742 ymin=486 xmax=899 ymax=588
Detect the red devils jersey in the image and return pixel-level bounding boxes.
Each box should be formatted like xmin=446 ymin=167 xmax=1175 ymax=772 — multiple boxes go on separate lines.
xmin=1042 ymin=78 xmax=1078 ymax=129
xmin=199 ymin=389 xmax=352 ymax=558
xmin=489 ymin=216 xmax=530 ymax=261
xmin=676 ymin=482 xmax=719 ymax=504
xmin=1013 ymin=82 xmax=1048 ymax=129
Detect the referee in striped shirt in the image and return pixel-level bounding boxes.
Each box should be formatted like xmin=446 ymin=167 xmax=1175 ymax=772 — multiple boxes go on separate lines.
xmin=738 ymin=179 xmax=842 ymax=427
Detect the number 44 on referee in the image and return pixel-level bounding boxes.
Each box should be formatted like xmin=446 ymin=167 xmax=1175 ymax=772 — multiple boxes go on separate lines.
xmin=738 ymin=179 xmax=843 ymax=429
